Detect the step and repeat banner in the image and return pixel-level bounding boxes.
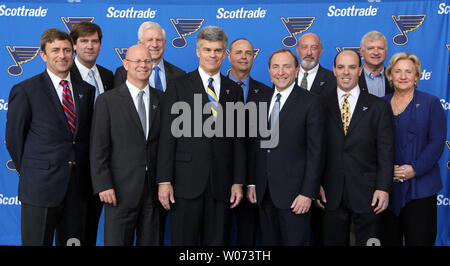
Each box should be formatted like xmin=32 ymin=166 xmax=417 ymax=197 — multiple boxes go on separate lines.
xmin=0 ymin=0 xmax=449 ymax=245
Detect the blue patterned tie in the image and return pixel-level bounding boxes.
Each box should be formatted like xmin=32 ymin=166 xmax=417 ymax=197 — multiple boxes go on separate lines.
xmin=87 ymin=69 xmax=100 ymax=101
xmin=153 ymin=66 xmax=164 ymax=91
xmin=268 ymin=93 xmax=281 ymax=131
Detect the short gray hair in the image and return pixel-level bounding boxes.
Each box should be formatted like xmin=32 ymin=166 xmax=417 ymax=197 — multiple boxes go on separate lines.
xmin=138 ymin=21 xmax=166 ymax=42
xmin=360 ymin=30 xmax=387 ymax=51
xmin=196 ymin=26 xmax=228 ymax=49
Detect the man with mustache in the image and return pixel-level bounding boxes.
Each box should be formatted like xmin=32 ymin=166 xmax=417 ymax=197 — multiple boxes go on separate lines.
xmin=296 ymin=33 xmax=336 ymax=96
xmin=359 ymin=31 xmax=393 ymax=97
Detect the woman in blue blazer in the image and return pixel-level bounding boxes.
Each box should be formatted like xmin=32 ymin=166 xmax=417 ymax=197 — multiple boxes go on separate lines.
xmin=381 ymin=52 xmax=447 ymax=246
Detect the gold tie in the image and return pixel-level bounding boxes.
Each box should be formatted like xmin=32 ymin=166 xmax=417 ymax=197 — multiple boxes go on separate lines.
xmin=340 ymin=93 xmax=351 ymax=135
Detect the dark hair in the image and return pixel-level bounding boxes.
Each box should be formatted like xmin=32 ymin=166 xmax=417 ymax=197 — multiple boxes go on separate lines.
xmin=333 ymin=50 xmax=361 ymax=67
xmin=70 ymin=22 xmax=103 ymax=44
xmin=268 ymin=48 xmax=299 ymax=68
xmin=40 ymin=28 xmax=73 ymax=53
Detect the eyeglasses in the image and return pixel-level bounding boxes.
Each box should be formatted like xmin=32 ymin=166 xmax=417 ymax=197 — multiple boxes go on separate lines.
xmin=125 ymin=58 xmax=152 ymax=65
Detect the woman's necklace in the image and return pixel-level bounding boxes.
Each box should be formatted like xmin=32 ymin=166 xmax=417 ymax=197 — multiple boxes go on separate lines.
xmin=392 ymin=92 xmax=413 ymax=116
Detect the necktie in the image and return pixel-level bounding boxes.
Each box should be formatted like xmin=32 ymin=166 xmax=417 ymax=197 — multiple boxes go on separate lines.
xmin=269 ymin=93 xmax=281 ymax=131
xmin=236 ymin=80 xmax=247 ymax=103
xmin=206 ymin=77 xmax=218 ymax=119
xmin=300 ymin=71 xmax=308 ymax=90
xmin=87 ymin=69 xmax=100 ymax=101
xmin=340 ymin=93 xmax=351 ymax=135
xmin=137 ymin=90 xmax=147 ymax=137
xmin=60 ymin=80 xmax=76 ymax=133
xmin=153 ymin=66 xmax=164 ymax=91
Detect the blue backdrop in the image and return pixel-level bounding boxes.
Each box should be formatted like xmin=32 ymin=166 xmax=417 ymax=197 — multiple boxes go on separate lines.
xmin=0 ymin=0 xmax=449 ymax=246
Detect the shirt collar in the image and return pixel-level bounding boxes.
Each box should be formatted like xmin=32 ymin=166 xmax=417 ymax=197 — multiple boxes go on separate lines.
xmin=47 ymin=68 xmax=71 ymax=89
xmin=198 ymin=67 xmax=221 ymax=88
xmin=337 ymin=84 xmax=360 ymax=101
xmin=299 ymin=63 xmax=319 ymax=75
xmin=126 ymin=80 xmax=150 ymax=99
xmin=228 ymin=72 xmax=250 ymax=88
xmin=363 ymin=66 xmax=384 ymax=79
xmin=274 ymin=81 xmax=295 ymax=100
xmin=153 ymin=59 xmax=165 ymax=74
xmin=75 ymin=56 xmax=98 ymax=80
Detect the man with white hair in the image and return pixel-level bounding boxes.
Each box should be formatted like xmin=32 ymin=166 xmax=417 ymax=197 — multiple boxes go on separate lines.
xmin=113 ymin=21 xmax=185 ymax=91
xmin=359 ymin=30 xmax=393 ymax=97
xmin=296 ymin=32 xmax=335 ymax=96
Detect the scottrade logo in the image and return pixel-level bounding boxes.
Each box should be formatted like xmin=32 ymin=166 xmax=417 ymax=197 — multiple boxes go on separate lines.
xmin=392 ymin=15 xmax=426 ymax=45
xmin=6 ymin=46 xmax=39 ymax=76
xmin=437 ymin=194 xmax=450 ymax=206
xmin=327 ymin=5 xmax=378 ymax=17
xmin=281 ymin=17 xmax=315 ymax=47
xmin=438 ymin=3 xmax=450 ymax=14
xmin=216 ymin=7 xmax=267 ymax=19
xmin=170 ymin=18 xmax=204 ymax=48
xmin=106 ymin=6 xmax=156 ymax=19
xmin=0 ymin=194 xmax=21 ymax=206
xmin=61 ymin=17 xmax=95 ymax=32
xmin=0 ymin=99 xmax=8 ymax=110
xmin=0 ymin=4 xmax=47 ymax=17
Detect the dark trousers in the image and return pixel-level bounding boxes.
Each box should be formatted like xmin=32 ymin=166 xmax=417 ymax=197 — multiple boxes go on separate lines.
xmin=322 ymin=185 xmax=381 ymax=246
xmin=258 ymin=188 xmax=311 ymax=246
xmin=84 ymin=194 xmax=103 ymax=246
xmin=233 ymin=186 xmax=259 ymax=246
xmin=104 ymin=174 xmax=164 ymax=246
xmin=21 ymin=170 xmax=87 ymax=246
xmin=170 ymin=188 xmax=231 ymax=246
xmin=380 ymin=195 xmax=437 ymax=246
xmin=310 ymin=205 xmax=324 ymax=246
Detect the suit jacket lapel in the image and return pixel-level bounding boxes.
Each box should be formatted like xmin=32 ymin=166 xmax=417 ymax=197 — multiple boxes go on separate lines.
xmin=327 ymin=90 xmax=345 ymax=134
xmin=119 ymin=84 xmax=147 ymax=140
xmin=148 ymin=88 xmax=159 ymax=136
xmin=71 ymin=78 xmax=83 ymax=137
xmin=310 ymin=67 xmax=325 ymax=95
xmin=277 ymin=85 xmax=300 ymax=129
xmin=346 ymin=92 xmax=370 ymax=135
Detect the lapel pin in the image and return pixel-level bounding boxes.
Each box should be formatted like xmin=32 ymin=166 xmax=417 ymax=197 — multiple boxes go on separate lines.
xmin=254 ymin=89 xmax=259 ymax=93
xmin=152 ymin=104 xmax=157 ymax=110
xmin=362 ymin=106 xmax=368 ymax=111
xmin=79 ymin=94 xmax=83 ymax=99
xmin=226 ymin=89 xmax=230 ymax=94
xmin=416 ymin=104 xmax=420 ymax=108
xmin=320 ymin=82 xmax=325 ymax=86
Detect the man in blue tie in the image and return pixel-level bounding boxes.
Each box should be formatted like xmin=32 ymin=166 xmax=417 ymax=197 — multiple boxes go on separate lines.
xmin=247 ymin=49 xmax=325 ymax=246
xmin=227 ymin=38 xmax=271 ymax=246
xmin=69 ymin=21 xmax=114 ymax=246
xmin=113 ymin=22 xmax=185 ymax=92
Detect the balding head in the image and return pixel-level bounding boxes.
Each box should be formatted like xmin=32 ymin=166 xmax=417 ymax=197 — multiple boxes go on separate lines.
xmin=296 ymin=33 xmax=323 ymax=70
xmin=124 ymin=45 xmax=152 ymax=89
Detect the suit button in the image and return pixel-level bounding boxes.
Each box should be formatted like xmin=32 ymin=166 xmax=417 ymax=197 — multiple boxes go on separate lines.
xmin=68 ymin=161 xmax=73 ymax=165
xmin=267 ymin=149 xmax=271 ymax=153
xmin=72 ymin=141 xmax=76 ymax=145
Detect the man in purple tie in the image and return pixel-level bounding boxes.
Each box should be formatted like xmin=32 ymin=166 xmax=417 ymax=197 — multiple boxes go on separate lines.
xmin=5 ymin=28 xmax=95 ymax=246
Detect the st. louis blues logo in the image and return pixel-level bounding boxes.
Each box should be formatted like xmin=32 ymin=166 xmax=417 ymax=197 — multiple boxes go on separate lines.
xmin=170 ymin=18 xmax=204 ymax=48
xmin=281 ymin=17 xmax=315 ymax=47
xmin=226 ymin=48 xmax=260 ymax=76
xmin=6 ymin=46 xmax=40 ymax=76
xmin=115 ymin=48 xmax=128 ymax=62
xmin=6 ymin=160 xmax=16 ymax=171
xmin=61 ymin=17 xmax=95 ymax=32
xmin=335 ymin=47 xmax=362 ymax=58
xmin=392 ymin=15 xmax=426 ymax=46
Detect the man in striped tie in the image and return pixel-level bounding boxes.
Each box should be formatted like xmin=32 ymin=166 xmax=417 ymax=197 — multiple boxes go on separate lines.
xmin=5 ymin=28 xmax=95 ymax=246
xmin=157 ymin=26 xmax=246 ymax=246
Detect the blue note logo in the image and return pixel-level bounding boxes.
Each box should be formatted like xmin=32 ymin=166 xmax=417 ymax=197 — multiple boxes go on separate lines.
xmin=115 ymin=48 xmax=127 ymax=62
xmin=170 ymin=18 xmax=204 ymax=48
xmin=6 ymin=46 xmax=39 ymax=76
xmin=281 ymin=17 xmax=315 ymax=47
xmin=392 ymin=15 xmax=426 ymax=46
xmin=61 ymin=17 xmax=95 ymax=32
xmin=6 ymin=160 xmax=15 ymax=171
xmin=335 ymin=47 xmax=362 ymax=58
xmin=226 ymin=48 xmax=260 ymax=75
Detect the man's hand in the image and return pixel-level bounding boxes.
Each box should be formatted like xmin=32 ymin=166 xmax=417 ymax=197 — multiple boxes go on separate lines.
xmin=230 ymin=184 xmax=243 ymax=209
xmin=158 ymin=183 xmax=175 ymax=210
xmin=99 ymin=189 xmax=117 ymax=206
xmin=247 ymin=186 xmax=257 ymax=204
xmin=314 ymin=186 xmax=327 ymax=210
xmin=372 ymin=190 xmax=389 ymax=214
xmin=291 ymin=194 xmax=312 ymax=214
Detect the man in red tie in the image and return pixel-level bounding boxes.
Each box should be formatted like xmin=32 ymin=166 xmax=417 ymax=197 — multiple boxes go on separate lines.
xmin=5 ymin=28 xmax=95 ymax=246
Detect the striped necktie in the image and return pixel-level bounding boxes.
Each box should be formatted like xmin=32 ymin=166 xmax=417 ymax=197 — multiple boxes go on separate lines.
xmin=340 ymin=93 xmax=351 ymax=135
xmin=206 ymin=77 xmax=218 ymax=119
xmin=60 ymin=80 xmax=76 ymax=133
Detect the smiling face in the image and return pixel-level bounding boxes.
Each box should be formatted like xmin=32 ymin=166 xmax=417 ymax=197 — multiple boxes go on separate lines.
xmin=228 ymin=39 xmax=254 ymax=76
xmin=269 ymin=51 xmax=299 ymax=92
xmin=124 ymin=45 xmax=152 ymax=89
xmin=360 ymin=38 xmax=387 ymax=70
xmin=40 ymin=39 xmax=73 ymax=79
xmin=197 ymin=40 xmax=226 ymax=76
xmin=138 ymin=27 xmax=166 ymax=64
xmin=333 ymin=51 xmax=362 ymax=92
xmin=74 ymin=32 xmax=101 ymax=68
xmin=296 ymin=33 xmax=322 ymax=70
xmin=389 ymin=59 xmax=418 ymax=92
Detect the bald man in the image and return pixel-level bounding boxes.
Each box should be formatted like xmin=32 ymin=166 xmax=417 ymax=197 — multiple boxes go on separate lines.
xmin=90 ymin=45 xmax=165 ymax=245
xmin=296 ymin=33 xmax=335 ymax=96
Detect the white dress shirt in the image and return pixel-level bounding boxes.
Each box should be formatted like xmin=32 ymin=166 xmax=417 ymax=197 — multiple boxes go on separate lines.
xmin=75 ymin=57 xmax=104 ymax=94
xmin=126 ymin=80 xmax=150 ymax=138
xmin=149 ymin=59 xmax=167 ymax=92
xmin=337 ymin=85 xmax=360 ymax=121
xmin=198 ymin=67 xmax=221 ymax=98
xmin=268 ymin=82 xmax=296 ymax=118
xmin=46 ymin=69 xmax=75 ymax=110
xmin=297 ymin=63 xmax=319 ymax=91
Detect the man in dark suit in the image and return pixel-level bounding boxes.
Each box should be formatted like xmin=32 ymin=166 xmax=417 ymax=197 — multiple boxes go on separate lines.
xmin=90 ymin=45 xmax=164 ymax=246
xmin=296 ymin=33 xmax=336 ymax=96
xmin=317 ymin=50 xmax=394 ymax=246
xmin=359 ymin=31 xmax=393 ymax=97
xmin=227 ymin=38 xmax=271 ymax=246
xmin=247 ymin=49 xmax=325 ymax=246
xmin=157 ymin=26 xmax=246 ymax=246
xmin=69 ymin=21 xmax=114 ymax=246
xmin=5 ymin=28 xmax=95 ymax=246
xmin=113 ymin=21 xmax=185 ymax=91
